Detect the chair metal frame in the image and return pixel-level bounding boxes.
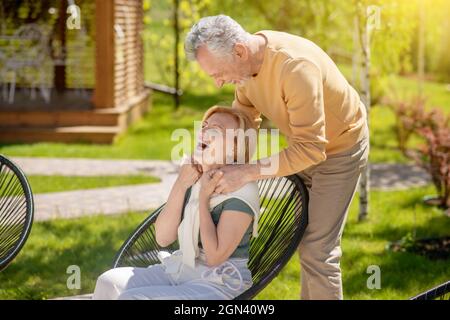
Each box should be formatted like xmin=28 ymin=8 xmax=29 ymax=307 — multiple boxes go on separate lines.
xmin=410 ymin=280 xmax=450 ymax=300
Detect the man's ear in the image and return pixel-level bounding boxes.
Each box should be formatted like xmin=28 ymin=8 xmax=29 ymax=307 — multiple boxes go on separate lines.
xmin=234 ymin=43 xmax=248 ymax=61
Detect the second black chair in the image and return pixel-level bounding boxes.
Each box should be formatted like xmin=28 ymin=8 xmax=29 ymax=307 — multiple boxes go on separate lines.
xmin=0 ymin=154 xmax=34 ymax=272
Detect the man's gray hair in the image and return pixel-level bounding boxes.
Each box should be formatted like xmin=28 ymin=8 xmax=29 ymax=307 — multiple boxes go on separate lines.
xmin=184 ymin=15 xmax=251 ymax=61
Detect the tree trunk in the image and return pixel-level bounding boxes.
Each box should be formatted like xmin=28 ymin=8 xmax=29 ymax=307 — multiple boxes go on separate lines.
xmin=358 ymin=13 xmax=371 ymax=222
xmin=352 ymin=17 xmax=360 ymax=89
xmin=417 ymin=0 xmax=425 ymax=97
xmin=173 ymin=0 xmax=180 ymax=110
xmin=54 ymin=1 xmax=67 ymax=93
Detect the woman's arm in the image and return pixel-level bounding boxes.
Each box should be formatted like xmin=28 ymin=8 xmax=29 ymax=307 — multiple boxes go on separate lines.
xmin=198 ymin=170 xmax=253 ymax=266
xmin=199 ymin=199 xmax=252 ymax=266
xmin=155 ymin=182 xmax=188 ymax=247
xmin=155 ymin=159 xmax=201 ymax=247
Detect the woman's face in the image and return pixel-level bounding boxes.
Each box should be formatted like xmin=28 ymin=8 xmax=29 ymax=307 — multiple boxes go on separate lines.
xmin=193 ymin=112 xmax=239 ymax=168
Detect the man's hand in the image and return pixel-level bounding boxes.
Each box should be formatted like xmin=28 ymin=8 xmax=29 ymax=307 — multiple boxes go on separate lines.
xmin=213 ymin=164 xmax=257 ymax=194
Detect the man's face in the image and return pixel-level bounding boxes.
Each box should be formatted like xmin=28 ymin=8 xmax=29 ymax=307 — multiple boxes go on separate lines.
xmin=196 ymin=45 xmax=252 ymax=88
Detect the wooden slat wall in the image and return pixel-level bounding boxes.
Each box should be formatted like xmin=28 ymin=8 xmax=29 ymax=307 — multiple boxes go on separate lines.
xmin=114 ymin=0 xmax=145 ymax=108
xmin=93 ymin=0 xmax=144 ymax=109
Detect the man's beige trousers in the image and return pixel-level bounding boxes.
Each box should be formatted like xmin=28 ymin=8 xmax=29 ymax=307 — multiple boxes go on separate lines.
xmin=296 ymin=129 xmax=369 ymax=300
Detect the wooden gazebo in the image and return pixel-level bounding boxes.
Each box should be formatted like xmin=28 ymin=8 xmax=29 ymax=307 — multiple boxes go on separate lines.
xmin=0 ymin=0 xmax=151 ymax=143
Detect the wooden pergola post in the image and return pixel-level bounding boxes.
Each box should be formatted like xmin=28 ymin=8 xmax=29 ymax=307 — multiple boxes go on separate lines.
xmin=54 ymin=1 xmax=67 ymax=93
xmin=92 ymin=0 xmax=115 ymax=109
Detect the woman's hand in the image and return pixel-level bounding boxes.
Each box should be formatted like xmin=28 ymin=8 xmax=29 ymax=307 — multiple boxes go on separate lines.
xmin=199 ymin=170 xmax=223 ymax=200
xmin=156 ymin=157 xmax=200 ymax=247
xmin=175 ymin=155 xmax=202 ymax=190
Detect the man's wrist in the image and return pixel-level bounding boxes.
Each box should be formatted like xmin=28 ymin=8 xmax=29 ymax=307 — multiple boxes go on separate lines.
xmin=244 ymin=163 xmax=261 ymax=181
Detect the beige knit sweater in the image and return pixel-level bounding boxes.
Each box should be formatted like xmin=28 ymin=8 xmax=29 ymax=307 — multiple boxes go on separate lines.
xmin=232 ymin=30 xmax=368 ymax=177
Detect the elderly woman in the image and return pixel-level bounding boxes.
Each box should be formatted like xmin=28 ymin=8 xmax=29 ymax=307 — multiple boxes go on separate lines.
xmin=92 ymin=106 xmax=260 ymax=300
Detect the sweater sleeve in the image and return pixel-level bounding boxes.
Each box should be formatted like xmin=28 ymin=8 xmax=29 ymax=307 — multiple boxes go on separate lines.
xmin=232 ymin=85 xmax=262 ymax=130
xmin=269 ymin=58 xmax=328 ymax=177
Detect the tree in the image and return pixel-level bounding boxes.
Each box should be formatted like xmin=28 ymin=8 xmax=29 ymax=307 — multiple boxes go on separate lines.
xmin=353 ymin=1 xmax=377 ymax=221
xmin=173 ymin=0 xmax=180 ymax=109
xmin=417 ymin=0 xmax=425 ymax=97
xmin=143 ymin=0 xmax=214 ymax=108
xmin=245 ymin=0 xmax=353 ymax=53
xmin=352 ymin=0 xmax=418 ymax=221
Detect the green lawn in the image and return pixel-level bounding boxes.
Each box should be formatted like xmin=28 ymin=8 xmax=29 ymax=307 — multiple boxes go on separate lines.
xmin=0 ymin=185 xmax=448 ymax=300
xmin=0 ymin=211 xmax=146 ymax=300
xmin=263 ymin=185 xmax=450 ymax=300
xmin=27 ymin=175 xmax=160 ymax=194
xmin=367 ymin=105 xmax=404 ymax=163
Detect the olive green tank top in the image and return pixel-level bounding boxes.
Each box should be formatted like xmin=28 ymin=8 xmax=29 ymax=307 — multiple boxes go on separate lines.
xmin=180 ymin=186 xmax=255 ymax=259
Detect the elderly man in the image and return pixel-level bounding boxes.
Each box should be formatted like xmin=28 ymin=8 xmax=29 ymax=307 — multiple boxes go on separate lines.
xmin=184 ymin=15 xmax=369 ymax=300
